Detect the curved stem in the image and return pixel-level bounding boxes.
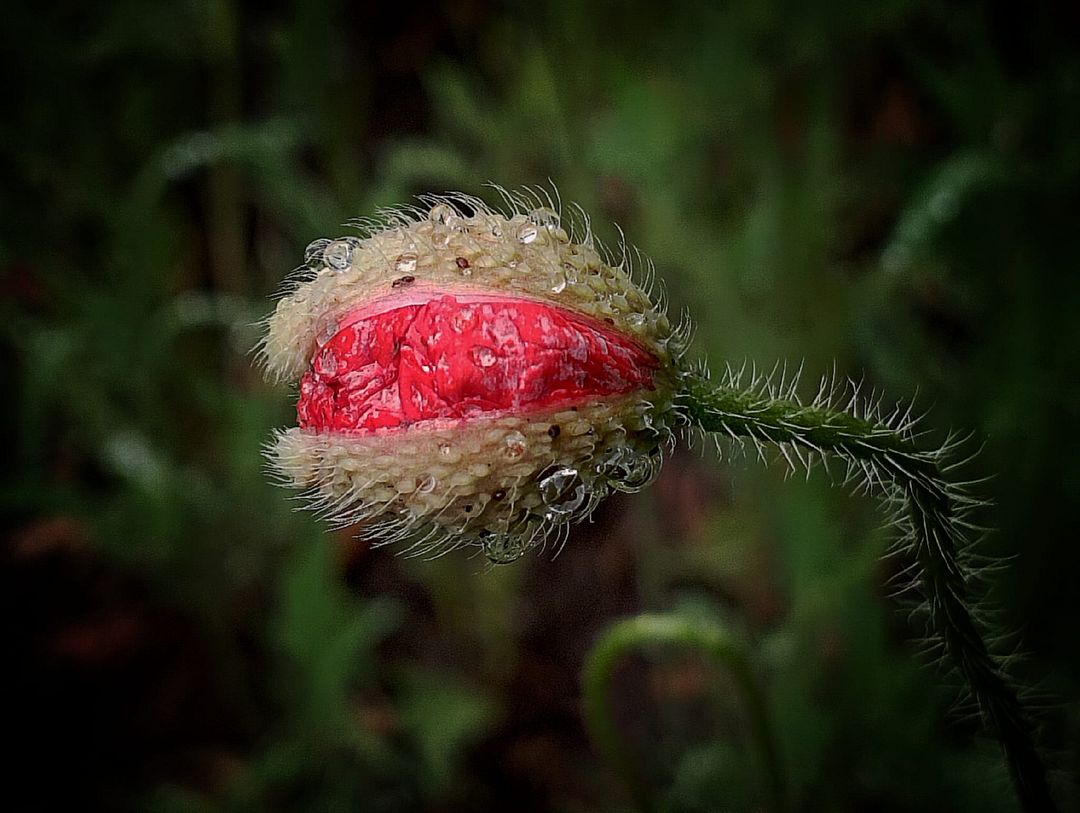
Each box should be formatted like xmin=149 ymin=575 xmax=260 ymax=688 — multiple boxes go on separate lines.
xmin=582 ymin=613 xmax=785 ymax=813
xmin=675 ymin=369 xmax=1054 ymax=812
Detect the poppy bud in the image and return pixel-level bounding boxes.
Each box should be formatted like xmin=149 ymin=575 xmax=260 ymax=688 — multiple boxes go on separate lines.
xmin=261 ymin=191 xmax=683 ymax=562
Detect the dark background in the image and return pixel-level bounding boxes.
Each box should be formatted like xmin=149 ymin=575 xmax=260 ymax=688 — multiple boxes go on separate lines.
xmin=3 ymin=1 xmax=1078 ymax=810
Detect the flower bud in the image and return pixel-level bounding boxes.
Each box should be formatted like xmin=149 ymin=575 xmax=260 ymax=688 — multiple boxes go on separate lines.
xmin=261 ymin=191 xmax=683 ymax=562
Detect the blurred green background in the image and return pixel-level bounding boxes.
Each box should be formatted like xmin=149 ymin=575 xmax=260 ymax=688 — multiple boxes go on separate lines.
xmin=3 ymin=1 xmax=1078 ymax=810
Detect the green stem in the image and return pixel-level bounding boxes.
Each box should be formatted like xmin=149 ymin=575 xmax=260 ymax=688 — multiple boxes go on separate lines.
xmin=675 ymin=369 xmax=1054 ymax=812
xmin=582 ymin=613 xmax=785 ymax=813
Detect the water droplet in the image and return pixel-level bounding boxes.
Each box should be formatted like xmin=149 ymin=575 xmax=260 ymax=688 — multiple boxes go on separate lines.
xmin=517 ymin=223 xmax=539 ymax=244
xmin=417 ymin=475 xmax=437 ymax=494
xmin=472 ymin=215 xmax=503 ymax=242
xmin=596 ymin=446 xmax=662 ymax=493
xmin=438 ymin=443 xmax=454 ymax=458
xmin=529 ymin=207 xmax=561 ymax=229
xmin=304 ymin=238 xmax=331 ymax=266
xmin=538 ymin=466 xmax=588 ymax=521
xmin=625 ymin=312 xmax=647 ymax=327
xmin=324 ymin=239 xmax=353 ymax=270
xmin=428 ymin=203 xmax=455 ymax=225
xmin=504 ymin=430 xmax=527 ymax=458
xmin=551 ymin=276 xmax=567 ymax=294
xmin=395 ymin=253 xmax=418 ymax=274
xmin=483 ymin=533 xmax=528 ymax=565
xmin=472 ymin=345 xmax=498 ymax=368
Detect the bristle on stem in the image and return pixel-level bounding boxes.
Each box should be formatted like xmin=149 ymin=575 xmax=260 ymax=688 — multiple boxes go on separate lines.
xmin=674 ymin=367 xmax=1055 ymax=813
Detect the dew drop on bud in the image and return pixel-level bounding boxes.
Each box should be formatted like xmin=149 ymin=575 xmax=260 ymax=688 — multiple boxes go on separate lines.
xmin=538 ymin=466 xmax=588 ymax=520
xmin=625 ymin=312 xmax=647 ymax=327
xmin=428 ymin=203 xmax=455 ymax=225
xmin=394 ymin=253 xmax=418 ymax=274
xmin=504 ymin=430 xmax=527 ymax=459
xmin=417 ymin=475 xmax=438 ymax=494
xmin=551 ymin=276 xmax=567 ymax=294
xmin=517 ymin=223 xmax=539 ymax=244
xmin=475 ymin=215 xmax=502 ymax=241
xmin=324 ymin=240 xmax=353 ymax=270
xmin=529 ymin=207 xmax=561 ymax=229
xmin=596 ymin=446 xmax=662 ymax=493
xmin=483 ymin=533 xmax=528 ymax=565
xmin=304 ymin=238 xmax=331 ymax=266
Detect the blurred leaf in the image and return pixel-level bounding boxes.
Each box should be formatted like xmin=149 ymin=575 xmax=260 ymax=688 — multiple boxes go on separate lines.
xmin=395 ymin=669 xmax=498 ymax=798
xmin=274 ymin=541 xmax=401 ymax=735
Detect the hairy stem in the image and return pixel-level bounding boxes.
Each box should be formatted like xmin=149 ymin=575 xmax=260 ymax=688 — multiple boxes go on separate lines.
xmin=675 ymin=368 xmax=1053 ymax=812
xmin=582 ymin=613 xmax=785 ymax=813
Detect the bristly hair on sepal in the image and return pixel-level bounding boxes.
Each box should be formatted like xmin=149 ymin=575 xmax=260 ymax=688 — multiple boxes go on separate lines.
xmin=261 ymin=184 xmax=685 ymax=564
